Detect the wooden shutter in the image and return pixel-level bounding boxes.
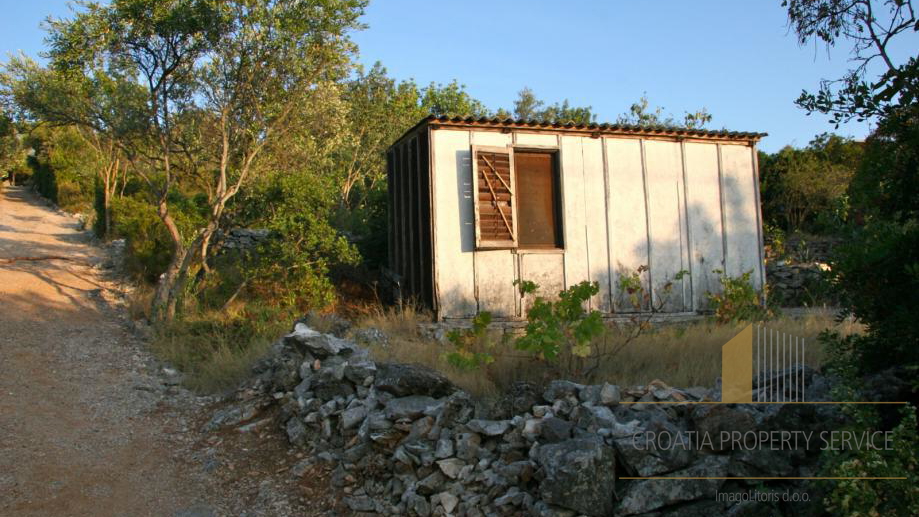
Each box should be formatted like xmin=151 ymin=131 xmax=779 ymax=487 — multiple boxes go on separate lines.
xmin=472 ymin=145 xmax=517 ymax=249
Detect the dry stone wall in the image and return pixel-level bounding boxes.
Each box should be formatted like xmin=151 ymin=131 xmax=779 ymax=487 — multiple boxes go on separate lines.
xmin=207 ymin=323 xmax=839 ymax=517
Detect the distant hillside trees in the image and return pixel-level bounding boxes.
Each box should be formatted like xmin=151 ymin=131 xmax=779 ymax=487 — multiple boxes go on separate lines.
xmin=759 ymin=133 xmax=863 ymax=233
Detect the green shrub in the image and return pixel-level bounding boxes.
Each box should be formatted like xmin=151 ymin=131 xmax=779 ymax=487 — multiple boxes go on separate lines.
xmin=515 ymin=280 xmax=605 ymax=361
xmin=24 ymin=126 xmax=97 ymax=212
xmin=764 ymin=222 xmax=787 ymax=259
xmin=821 ymin=404 xmax=919 ymax=516
xmin=444 ymin=311 xmax=500 ymax=370
xmin=229 ymin=171 xmax=359 ymax=313
xmin=819 ymin=330 xmax=919 ymax=516
xmin=440 ymin=268 xmax=688 ymax=383
xmin=829 ymin=220 xmax=919 ymax=374
xmin=55 ymin=179 xmax=89 ymax=213
xmin=438 ymin=280 xmax=607 ymax=382
xmin=109 ymin=196 xmax=173 ymax=281
xmin=706 ymin=269 xmax=772 ymax=323
xmin=109 ymin=193 xmax=205 ymax=282
xmin=27 ymin=154 xmax=57 ymax=202
xmin=7 ymin=161 xmax=31 ymax=185
xmin=92 ymin=178 xmax=107 ymax=237
xmin=814 ymin=104 xmax=919 ymax=515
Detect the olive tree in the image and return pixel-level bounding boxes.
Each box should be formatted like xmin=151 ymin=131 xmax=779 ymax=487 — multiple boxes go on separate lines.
xmin=46 ymin=0 xmax=366 ymax=321
xmin=785 ymin=0 xmax=918 ymax=124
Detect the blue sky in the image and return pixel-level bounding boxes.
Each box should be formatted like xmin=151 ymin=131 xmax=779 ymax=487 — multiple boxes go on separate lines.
xmin=4 ymin=1 xmax=917 ymax=152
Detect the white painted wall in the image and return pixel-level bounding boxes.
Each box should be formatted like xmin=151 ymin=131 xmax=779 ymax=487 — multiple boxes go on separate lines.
xmin=720 ymin=144 xmax=764 ymax=291
xmin=430 ymin=128 xmax=763 ymax=319
xmin=684 ymin=142 xmax=726 ymax=310
xmin=605 ymin=138 xmax=649 ymax=312
xmin=644 ymin=140 xmax=691 ymax=312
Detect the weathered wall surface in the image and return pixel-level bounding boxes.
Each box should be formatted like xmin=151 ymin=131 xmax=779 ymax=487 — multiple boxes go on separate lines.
xmin=431 ymin=129 xmax=764 ymax=319
xmin=209 ymin=324 xmax=835 ymax=517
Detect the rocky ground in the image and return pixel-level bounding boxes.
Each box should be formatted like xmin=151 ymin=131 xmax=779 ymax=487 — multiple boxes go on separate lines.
xmin=0 ymin=186 xmax=341 ymax=517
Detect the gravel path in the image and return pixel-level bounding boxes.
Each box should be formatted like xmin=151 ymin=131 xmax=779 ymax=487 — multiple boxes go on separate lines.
xmin=0 ymin=186 xmax=330 ymax=517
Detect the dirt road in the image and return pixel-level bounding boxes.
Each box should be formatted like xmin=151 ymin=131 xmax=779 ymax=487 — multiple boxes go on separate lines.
xmin=0 ymin=186 xmax=340 ymax=517
xmin=0 ymin=186 xmax=229 ymax=517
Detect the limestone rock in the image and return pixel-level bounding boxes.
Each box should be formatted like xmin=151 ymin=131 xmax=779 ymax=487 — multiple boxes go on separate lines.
xmin=692 ymin=405 xmax=757 ymax=451
xmin=543 ymin=380 xmax=582 ymax=402
xmin=535 ymin=437 xmax=616 ymax=517
xmin=436 ymin=458 xmax=465 ymax=479
xmin=616 ymin=454 xmax=730 ymax=515
xmin=341 ymin=405 xmax=368 ymax=430
xmin=285 ymin=417 xmax=307 ymax=446
xmin=374 ymin=363 xmax=455 ymax=398
xmin=466 ymin=419 xmax=511 ymax=436
xmin=599 ymin=383 xmax=621 ymax=406
xmin=384 ymin=395 xmax=442 ymax=420
xmin=539 ymin=417 xmax=572 ymax=443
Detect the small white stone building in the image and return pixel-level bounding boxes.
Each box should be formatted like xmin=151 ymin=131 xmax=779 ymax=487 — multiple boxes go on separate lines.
xmin=387 ymin=116 xmax=766 ymax=321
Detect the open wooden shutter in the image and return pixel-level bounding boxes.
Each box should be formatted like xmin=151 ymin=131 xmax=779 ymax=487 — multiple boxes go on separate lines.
xmin=472 ymin=145 xmax=517 ymax=249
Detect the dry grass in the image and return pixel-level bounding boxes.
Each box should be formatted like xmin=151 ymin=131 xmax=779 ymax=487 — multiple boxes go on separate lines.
xmin=126 ymin=284 xmax=154 ymax=321
xmin=353 ymin=307 xmax=863 ymax=398
xmin=149 ymin=304 xmax=290 ymax=393
xmin=591 ymin=310 xmax=859 ymax=388
xmin=354 ymin=303 xmax=430 ymax=337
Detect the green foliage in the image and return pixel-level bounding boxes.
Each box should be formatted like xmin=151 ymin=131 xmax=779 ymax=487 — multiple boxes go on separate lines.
xmin=332 ymin=63 xmax=425 ymax=267
xmin=0 ymin=112 xmax=27 ymax=182
xmin=26 ymin=155 xmax=56 ymax=202
xmin=822 ymin=406 xmax=919 ymax=516
xmin=20 ymin=126 xmax=100 ymax=213
xmin=510 ymin=268 xmax=688 ymax=382
xmin=30 ymin=0 xmax=369 ymax=322
xmin=848 ymin=104 xmax=919 ymax=225
xmin=109 ymin=194 xmax=205 ymax=282
xmin=758 ymin=133 xmax=862 ymax=233
xmin=829 ymin=219 xmax=919 ymax=372
xmin=616 ymin=264 xmax=650 ymax=310
xmin=782 ymin=1 xmax=919 ymax=381
xmin=706 ymin=269 xmax=771 ymax=324
xmin=763 ymin=223 xmax=787 ymax=258
xmin=421 ymin=80 xmax=490 ymax=118
xmin=818 ymin=330 xmax=919 ymax=516
xmin=509 ymin=87 xmax=596 ymax=124
xmin=444 ymin=312 xmax=499 ymax=370
xmin=819 ymin=107 xmax=919 ymax=378
xmin=92 ymin=177 xmax=107 ymax=237
xmin=230 ymin=170 xmax=359 ymax=312
xmin=784 ymin=0 xmax=919 ymax=125
xmin=109 ymin=196 xmax=173 ymax=281
xmin=515 ymin=280 xmax=605 ymax=361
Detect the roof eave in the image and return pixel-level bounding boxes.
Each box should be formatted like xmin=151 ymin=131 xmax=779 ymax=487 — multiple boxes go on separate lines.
xmin=389 ymin=115 xmax=767 ymax=151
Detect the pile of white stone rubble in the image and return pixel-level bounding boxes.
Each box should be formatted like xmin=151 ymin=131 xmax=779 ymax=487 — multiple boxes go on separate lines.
xmin=206 ymin=322 xmax=839 ymax=517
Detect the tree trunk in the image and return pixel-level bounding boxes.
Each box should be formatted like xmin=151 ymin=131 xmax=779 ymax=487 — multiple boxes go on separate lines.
xmin=150 ymin=199 xmax=188 ymax=323
xmin=102 ymin=162 xmax=112 ymax=239
xmin=150 ymin=216 xmax=221 ymax=323
xmin=103 ymin=187 xmax=111 ymax=238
